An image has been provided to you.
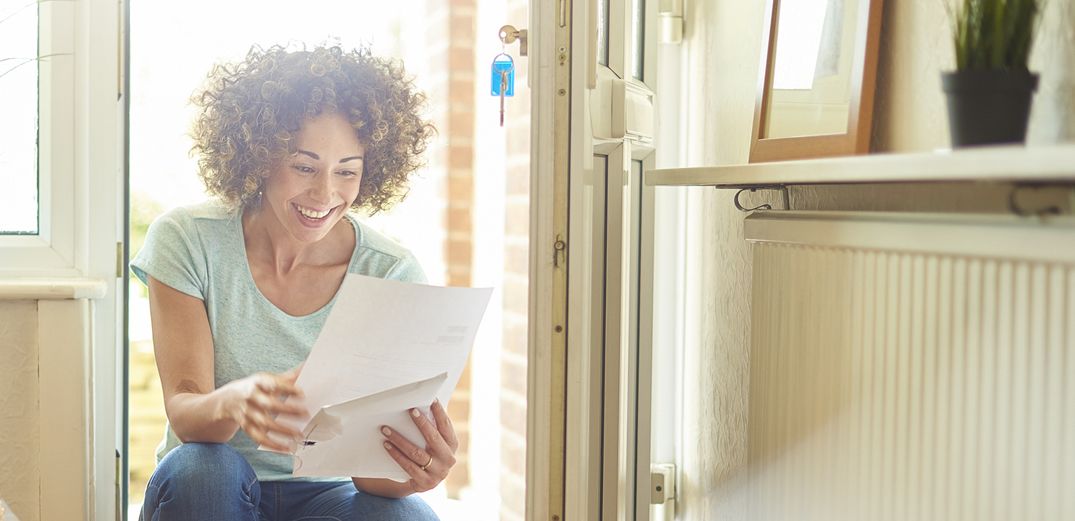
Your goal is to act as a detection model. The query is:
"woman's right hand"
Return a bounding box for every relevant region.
[218,367,309,452]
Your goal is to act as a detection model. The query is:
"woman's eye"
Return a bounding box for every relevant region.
[337,170,359,178]
[292,165,316,174]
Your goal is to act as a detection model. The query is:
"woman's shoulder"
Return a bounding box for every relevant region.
[346,216,426,283]
[348,217,415,262]
[149,200,237,235]
[159,199,235,222]
[132,200,236,295]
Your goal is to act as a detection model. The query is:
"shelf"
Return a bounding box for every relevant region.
[0,278,108,300]
[646,143,1075,188]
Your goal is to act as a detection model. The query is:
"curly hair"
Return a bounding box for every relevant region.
[190,44,435,213]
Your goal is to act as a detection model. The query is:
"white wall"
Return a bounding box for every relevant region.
[0,298,94,521]
[676,1,1075,519]
[0,302,40,520]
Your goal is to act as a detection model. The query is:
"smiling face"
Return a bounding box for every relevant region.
[260,112,365,245]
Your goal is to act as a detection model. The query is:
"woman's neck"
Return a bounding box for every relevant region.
[241,204,335,275]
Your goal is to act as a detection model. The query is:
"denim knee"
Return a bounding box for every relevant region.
[152,443,257,492]
[391,495,440,520]
[356,493,440,521]
[142,443,260,521]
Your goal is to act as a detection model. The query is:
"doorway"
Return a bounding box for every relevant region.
[127,2,531,519]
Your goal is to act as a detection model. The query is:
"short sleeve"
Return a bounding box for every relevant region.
[130,208,207,299]
[385,252,428,284]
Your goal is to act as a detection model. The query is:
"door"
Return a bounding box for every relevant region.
[527,0,657,519]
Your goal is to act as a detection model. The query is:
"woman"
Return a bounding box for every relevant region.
[132,44,450,520]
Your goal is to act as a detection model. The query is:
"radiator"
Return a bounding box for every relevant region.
[746,211,1075,521]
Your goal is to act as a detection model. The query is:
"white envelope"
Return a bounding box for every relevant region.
[257,274,492,479]
[292,372,448,481]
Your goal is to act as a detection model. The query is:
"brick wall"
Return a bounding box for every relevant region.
[499,1,530,519]
[423,0,478,498]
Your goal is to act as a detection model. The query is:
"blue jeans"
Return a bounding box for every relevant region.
[140,443,439,521]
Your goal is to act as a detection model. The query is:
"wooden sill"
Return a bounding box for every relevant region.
[647,143,1075,188]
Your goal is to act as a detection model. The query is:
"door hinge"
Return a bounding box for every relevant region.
[650,463,676,504]
[116,449,123,521]
[115,242,124,278]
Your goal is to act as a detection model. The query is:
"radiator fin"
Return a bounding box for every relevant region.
[749,244,1075,521]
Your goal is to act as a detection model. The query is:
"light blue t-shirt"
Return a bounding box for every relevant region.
[130,200,426,481]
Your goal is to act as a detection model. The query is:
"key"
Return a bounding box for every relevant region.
[500,70,508,127]
[491,53,515,127]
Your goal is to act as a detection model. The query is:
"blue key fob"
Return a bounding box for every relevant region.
[491,54,515,97]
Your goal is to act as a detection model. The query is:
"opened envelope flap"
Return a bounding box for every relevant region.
[311,372,447,426]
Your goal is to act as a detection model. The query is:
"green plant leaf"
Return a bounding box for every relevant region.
[947,0,1042,70]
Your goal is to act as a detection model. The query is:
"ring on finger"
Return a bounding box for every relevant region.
[419,454,433,471]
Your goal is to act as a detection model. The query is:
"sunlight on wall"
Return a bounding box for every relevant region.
[131,0,407,210]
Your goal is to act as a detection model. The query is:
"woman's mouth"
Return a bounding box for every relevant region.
[292,203,338,227]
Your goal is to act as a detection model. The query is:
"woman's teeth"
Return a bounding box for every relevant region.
[297,205,332,219]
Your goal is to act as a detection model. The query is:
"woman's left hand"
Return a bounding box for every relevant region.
[380,399,459,492]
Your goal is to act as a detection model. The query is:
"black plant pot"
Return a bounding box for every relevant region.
[941,69,1039,147]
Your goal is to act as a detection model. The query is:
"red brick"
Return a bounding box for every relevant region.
[447,206,472,230]
[448,47,475,68]
[448,92,473,114]
[448,113,475,138]
[447,178,472,203]
[447,145,473,170]
[447,237,471,257]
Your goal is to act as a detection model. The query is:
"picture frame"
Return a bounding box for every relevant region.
[750,0,884,163]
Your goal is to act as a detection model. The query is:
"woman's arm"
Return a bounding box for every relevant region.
[148,276,306,451]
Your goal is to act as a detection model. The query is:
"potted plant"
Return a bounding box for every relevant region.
[943,0,1044,147]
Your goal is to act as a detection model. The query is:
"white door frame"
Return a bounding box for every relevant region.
[527,0,658,519]
[526,0,571,519]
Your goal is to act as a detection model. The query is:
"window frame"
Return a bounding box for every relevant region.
[0,0,79,276]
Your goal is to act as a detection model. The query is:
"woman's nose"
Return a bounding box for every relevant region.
[308,174,333,203]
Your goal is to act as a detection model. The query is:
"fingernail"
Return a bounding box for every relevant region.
[381,426,392,436]
[384,442,392,450]
[411,408,420,417]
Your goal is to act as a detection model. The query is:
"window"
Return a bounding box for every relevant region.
[0,1,40,235]
[0,0,80,277]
